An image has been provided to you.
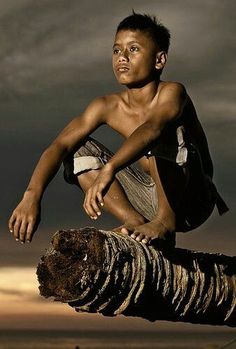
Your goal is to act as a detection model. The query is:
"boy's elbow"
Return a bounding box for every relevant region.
[46,140,68,158]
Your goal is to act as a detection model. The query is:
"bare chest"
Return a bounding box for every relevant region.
[107,109,148,138]
[106,109,151,173]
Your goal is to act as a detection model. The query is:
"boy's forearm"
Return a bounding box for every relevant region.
[109,122,160,172]
[107,91,185,173]
[24,143,67,201]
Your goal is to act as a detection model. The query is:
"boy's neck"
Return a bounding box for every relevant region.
[126,79,160,109]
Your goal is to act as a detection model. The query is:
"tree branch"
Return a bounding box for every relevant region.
[37,227,236,327]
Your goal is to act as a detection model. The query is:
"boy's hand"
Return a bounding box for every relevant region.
[8,195,41,243]
[83,163,115,219]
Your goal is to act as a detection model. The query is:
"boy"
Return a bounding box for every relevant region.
[9,12,228,246]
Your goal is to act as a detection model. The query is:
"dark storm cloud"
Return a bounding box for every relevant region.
[1,0,235,266]
[0,0,235,139]
[0,1,235,100]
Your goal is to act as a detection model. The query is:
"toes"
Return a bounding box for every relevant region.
[141,237,150,244]
[130,232,139,239]
[135,234,145,242]
[121,227,129,235]
[112,226,131,234]
[130,232,147,242]
[133,233,151,244]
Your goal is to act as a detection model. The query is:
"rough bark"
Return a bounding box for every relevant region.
[37,227,236,327]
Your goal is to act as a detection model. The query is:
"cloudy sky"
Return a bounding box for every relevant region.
[0,0,235,331]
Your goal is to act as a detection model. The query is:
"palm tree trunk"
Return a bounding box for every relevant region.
[37,227,236,327]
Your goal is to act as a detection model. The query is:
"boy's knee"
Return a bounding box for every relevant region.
[77,167,102,193]
[74,156,103,175]
[63,137,112,185]
[64,155,103,185]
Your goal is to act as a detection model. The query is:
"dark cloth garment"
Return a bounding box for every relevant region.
[63,124,228,233]
[146,119,229,232]
[63,137,158,222]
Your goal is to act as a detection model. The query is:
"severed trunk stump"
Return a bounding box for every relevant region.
[37,227,236,327]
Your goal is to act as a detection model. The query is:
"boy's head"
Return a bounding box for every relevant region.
[113,12,170,87]
[116,11,171,53]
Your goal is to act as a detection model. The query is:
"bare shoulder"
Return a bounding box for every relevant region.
[158,81,187,101]
[84,95,108,117]
[154,81,187,121]
[88,92,122,115]
[102,91,125,107]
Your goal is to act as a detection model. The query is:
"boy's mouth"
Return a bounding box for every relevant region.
[117,65,129,73]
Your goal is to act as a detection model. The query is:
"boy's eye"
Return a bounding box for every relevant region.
[113,48,120,54]
[130,46,139,52]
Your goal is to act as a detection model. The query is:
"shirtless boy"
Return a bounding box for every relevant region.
[9,13,228,245]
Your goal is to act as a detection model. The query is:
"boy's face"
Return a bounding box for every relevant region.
[112,29,159,87]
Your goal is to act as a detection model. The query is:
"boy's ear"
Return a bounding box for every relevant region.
[155,51,167,70]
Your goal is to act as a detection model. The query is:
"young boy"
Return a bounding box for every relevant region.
[9,12,228,246]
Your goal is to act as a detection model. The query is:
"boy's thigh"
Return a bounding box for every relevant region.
[177,164,217,232]
[116,167,157,222]
[178,172,216,231]
[152,152,217,232]
[63,137,158,221]
[63,137,112,185]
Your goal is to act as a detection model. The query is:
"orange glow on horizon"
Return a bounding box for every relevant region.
[0,267,234,332]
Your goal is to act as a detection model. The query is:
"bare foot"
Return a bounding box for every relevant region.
[116,215,176,246]
[112,223,135,235]
[136,218,174,242]
[112,217,146,236]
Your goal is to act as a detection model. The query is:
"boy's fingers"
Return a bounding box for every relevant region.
[8,216,15,233]
[26,223,34,242]
[8,214,16,233]
[97,192,104,206]
[83,193,89,215]
[88,199,97,218]
[91,193,101,215]
[84,190,97,218]
[84,185,103,219]
[90,199,100,218]
[19,220,27,243]
[19,232,26,243]
[13,219,21,241]
[19,219,27,232]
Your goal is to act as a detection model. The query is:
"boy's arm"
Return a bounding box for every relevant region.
[9,97,106,243]
[84,83,187,217]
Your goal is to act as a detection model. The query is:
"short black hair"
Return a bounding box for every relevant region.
[116,11,171,53]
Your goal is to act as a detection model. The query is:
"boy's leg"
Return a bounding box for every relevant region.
[127,156,187,243]
[78,169,146,228]
[63,137,158,242]
[130,146,217,243]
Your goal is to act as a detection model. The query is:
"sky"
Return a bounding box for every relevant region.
[0,0,235,332]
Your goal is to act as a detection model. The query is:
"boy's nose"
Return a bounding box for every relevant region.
[118,50,129,62]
